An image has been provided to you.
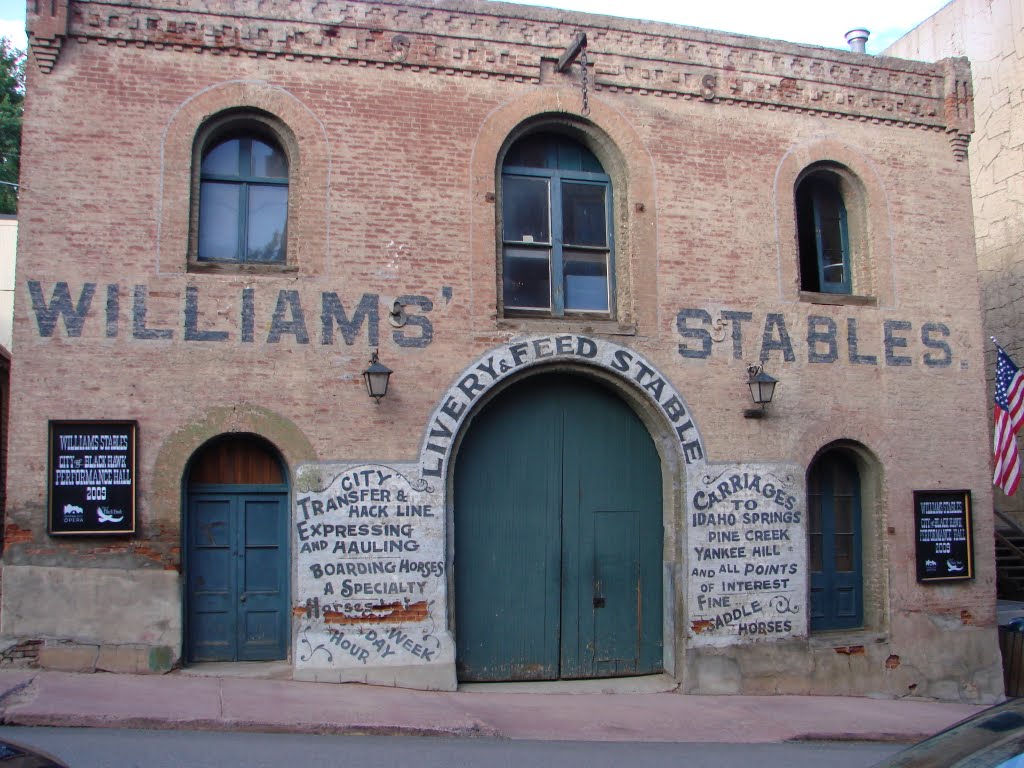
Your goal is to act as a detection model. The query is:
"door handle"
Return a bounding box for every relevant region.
[593,596,606,608]
[240,594,247,603]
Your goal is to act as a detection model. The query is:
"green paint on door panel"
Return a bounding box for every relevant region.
[455,373,663,681]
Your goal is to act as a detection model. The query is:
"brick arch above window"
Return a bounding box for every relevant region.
[774,140,895,308]
[468,88,657,335]
[157,81,330,277]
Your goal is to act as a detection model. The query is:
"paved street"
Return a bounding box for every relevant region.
[0,728,906,768]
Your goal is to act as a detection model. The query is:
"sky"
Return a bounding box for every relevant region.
[0,0,952,54]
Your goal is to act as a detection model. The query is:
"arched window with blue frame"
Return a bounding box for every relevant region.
[501,132,614,317]
[796,169,851,295]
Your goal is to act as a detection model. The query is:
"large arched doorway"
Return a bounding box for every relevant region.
[454,372,663,681]
[184,434,290,663]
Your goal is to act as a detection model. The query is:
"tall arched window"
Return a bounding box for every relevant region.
[796,170,851,294]
[808,449,863,631]
[189,111,294,268]
[501,133,613,317]
[198,133,289,263]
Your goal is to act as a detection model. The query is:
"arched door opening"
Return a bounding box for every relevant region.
[808,448,863,631]
[184,434,290,663]
[454,372,663,681]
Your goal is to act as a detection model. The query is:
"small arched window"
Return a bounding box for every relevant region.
[796,170,850,294]
[501,133,613,317]
[808,450,863,631]
[194,116,291,265]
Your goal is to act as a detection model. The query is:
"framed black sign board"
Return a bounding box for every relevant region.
[48,420,137,536]
[914,490,973,582]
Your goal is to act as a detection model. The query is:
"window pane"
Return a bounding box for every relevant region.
[564,249,609,312]
[835,533,854,571]
[202,139,241,176]
[251,140,288,179]
[503,133,603,172]
[247,185,288,262]
[835,497,854,534]
[503,246,551,310]
[808,494,822,533]
[562,182,607,247]
[198,181,241,261]
[832,460,856,494]
[810,533,823,572]
[503,176,550,244]
[815,184,847,288]
[820,230,843,265]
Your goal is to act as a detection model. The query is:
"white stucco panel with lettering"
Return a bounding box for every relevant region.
[685,463,807,647]
[292,462,455,689]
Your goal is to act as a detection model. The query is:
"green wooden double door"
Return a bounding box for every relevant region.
[455,373,663,681]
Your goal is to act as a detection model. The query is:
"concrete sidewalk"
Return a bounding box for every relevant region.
[0,668,990,743]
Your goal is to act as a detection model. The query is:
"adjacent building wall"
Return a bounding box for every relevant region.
[0,216,17,353]
[886,0,1024,518]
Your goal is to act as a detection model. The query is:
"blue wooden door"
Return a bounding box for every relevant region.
[454,373,662,681]
[187,486,289,662]
[808,452,863,630]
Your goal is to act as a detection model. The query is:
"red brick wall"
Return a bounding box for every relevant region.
[5,0,998,697]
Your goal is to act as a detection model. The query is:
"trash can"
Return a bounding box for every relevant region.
[999,622,1024,697]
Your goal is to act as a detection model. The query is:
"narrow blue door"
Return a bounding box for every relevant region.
[187,487,289,662]
[808,451,863,631]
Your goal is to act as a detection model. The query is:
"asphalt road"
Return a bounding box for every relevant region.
[0,726,906,768]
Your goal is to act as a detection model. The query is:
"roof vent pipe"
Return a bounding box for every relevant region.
[845,28,870,53]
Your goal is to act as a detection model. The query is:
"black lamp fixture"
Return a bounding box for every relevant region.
[744,364,778,419]
[362,349,393,404]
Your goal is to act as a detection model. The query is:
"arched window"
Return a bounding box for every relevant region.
[501,133,613,317]
[189,111,294,268]
[198,134,288,263]
[796,170,850,294]
[808,449,863,631]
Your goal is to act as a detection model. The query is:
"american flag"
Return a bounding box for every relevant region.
[994,346,1024,496]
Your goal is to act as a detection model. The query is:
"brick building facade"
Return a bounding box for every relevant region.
[2,0,1004,700]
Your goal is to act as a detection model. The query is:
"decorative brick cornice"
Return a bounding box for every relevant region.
[51,0,971,140]
[942,57,974,161]
[27,0,70,73]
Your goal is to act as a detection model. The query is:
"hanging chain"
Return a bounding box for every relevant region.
[579,45,590,116]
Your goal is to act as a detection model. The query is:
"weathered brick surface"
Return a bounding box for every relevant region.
[4,0,1001,700]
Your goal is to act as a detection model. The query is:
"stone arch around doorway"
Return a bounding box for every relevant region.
[804,438,889,637]
[417,336,706,681]
[151,403,316,532]
[417,336,706,485]
[150,405,315,665]
[182,432,293,663]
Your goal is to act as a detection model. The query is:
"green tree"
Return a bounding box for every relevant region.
[0,39,24,215]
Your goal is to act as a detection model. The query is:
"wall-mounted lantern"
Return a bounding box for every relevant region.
[363,350,393,404]
[744,364,778,419]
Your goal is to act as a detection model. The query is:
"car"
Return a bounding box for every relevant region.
[873,696,1024,768]
[0,739,69,767]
